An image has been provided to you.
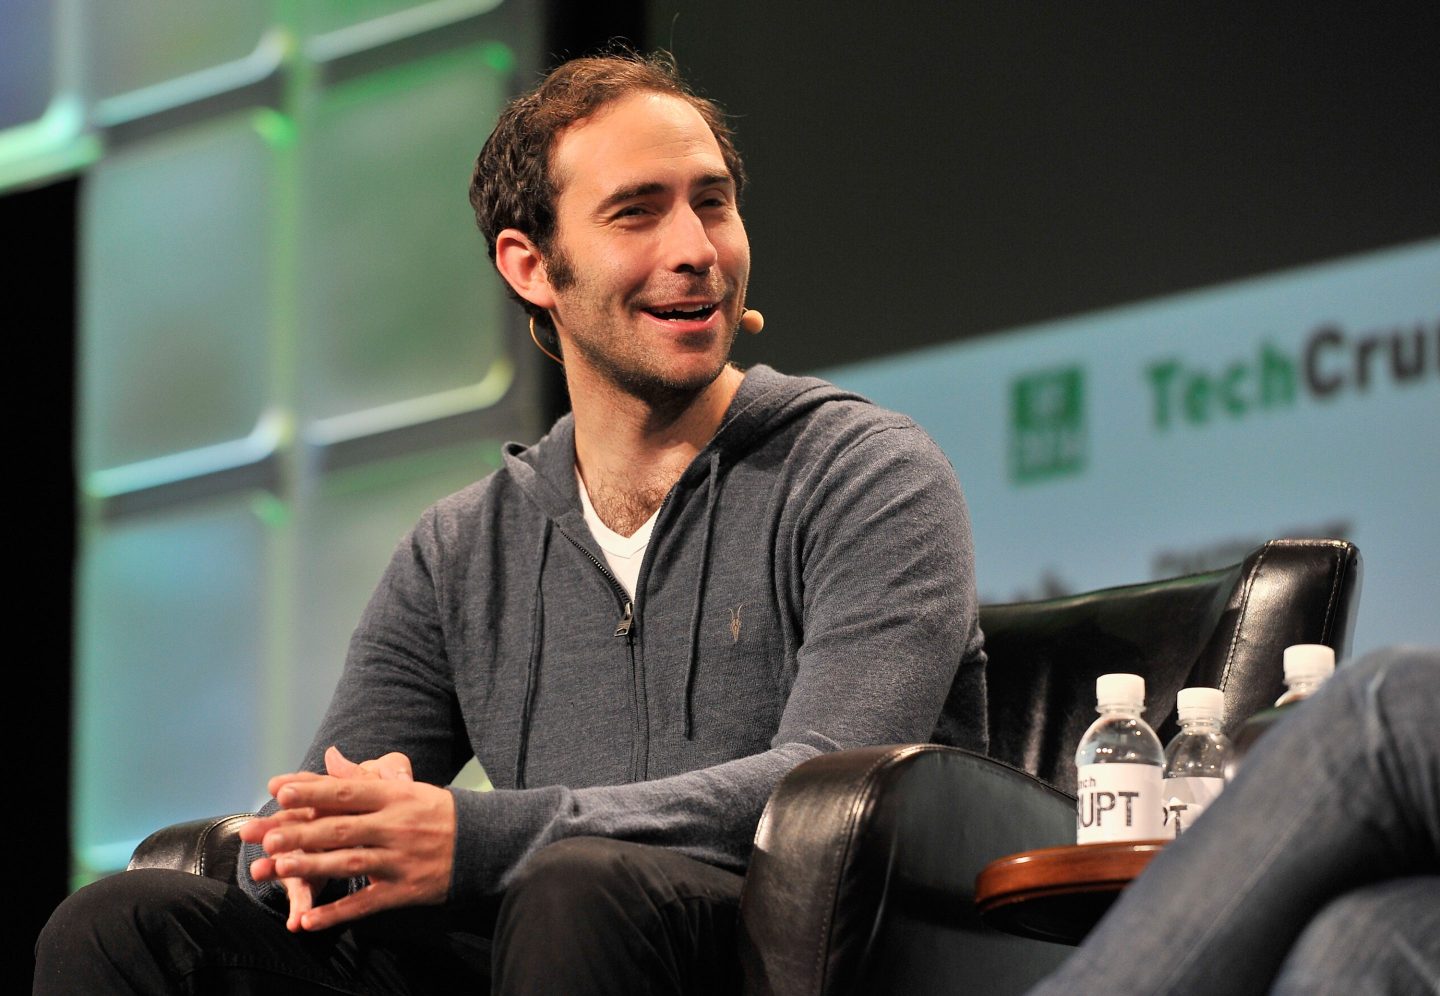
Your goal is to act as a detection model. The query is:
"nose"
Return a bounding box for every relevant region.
[663,205,718,274]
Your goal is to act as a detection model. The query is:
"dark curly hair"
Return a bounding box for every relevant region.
[469,51,746,330]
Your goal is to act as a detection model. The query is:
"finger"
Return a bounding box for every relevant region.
[266,769,326,797]
[297,882,400,933]
[275,776,399,813]
[249,855,279,882]
[238,807,319,843]
[261,810,383,857]
[274,846,382,882]
[283,876,315,933]
[324,746,414,783]
[363,752,414,781]
[325,745,368,779]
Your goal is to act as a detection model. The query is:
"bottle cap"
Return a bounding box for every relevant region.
[1096,673,1145,708]
[1283,644,1335,684]
[1176,686,1224,722]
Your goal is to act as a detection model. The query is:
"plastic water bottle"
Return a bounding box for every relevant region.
[1226,644,1339,782]
[1162,687,1231,838]
[1275,644,1335,706]
[1075,673,1164,843]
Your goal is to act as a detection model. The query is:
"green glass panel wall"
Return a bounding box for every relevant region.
[296,0,504,40]
[285,442,504,765]
[298,48,508,418]
[55,2,543,881]
[74,499,269,877]
[80,115,276,471]
[81,1,272,100]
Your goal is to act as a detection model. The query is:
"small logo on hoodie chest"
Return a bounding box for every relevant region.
[729,604,743,643]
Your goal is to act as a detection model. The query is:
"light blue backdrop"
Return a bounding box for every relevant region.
[818,238,1440,659]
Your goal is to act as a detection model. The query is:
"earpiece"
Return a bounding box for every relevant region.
[529,316,564,365]
[740,308,765,334]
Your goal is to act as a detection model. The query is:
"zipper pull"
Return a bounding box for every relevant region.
[614,601,634,638]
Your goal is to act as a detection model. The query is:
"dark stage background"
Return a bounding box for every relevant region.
[648,1,1439,373]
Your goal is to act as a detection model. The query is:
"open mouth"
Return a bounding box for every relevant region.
[644,302,719,322]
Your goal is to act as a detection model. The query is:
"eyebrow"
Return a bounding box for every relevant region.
[595,172,735,214]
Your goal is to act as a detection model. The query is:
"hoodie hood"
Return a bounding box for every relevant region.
[499,364,870,515]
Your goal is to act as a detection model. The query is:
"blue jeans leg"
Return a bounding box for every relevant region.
[1270,875,1440,996]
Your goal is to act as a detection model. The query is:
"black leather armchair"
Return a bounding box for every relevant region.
[735,538,1361,996]
[129,539,1361,994]
[127,812,253,880]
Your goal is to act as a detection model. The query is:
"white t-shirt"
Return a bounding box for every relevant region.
[576,470,657,600]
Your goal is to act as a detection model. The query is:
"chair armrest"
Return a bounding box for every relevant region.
[739,745,1075,996]
[127,813,255,883]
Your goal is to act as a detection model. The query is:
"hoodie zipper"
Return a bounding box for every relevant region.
[558,483,681,780]
[565,537,635,641]
[559,532,646,779]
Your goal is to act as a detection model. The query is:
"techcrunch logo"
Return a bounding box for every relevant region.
[1010,365,1086,483]
[1147,319,1438,430]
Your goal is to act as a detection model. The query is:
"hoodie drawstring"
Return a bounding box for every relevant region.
[682,450,722,739]
[515,519,551,788]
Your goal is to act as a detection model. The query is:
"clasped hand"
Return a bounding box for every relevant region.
[239,746,456,932]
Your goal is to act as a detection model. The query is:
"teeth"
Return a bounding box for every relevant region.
[653,303,715,319]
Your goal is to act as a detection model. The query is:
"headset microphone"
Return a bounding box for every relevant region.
[740,308,765,334]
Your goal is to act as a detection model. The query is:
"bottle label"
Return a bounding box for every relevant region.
[1076,763,1163,843]
[1162,776,1224,838]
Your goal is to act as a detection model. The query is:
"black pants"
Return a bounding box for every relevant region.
[34,837,745,995]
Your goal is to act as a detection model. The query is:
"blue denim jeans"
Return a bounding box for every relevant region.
[1028,646,1440,995]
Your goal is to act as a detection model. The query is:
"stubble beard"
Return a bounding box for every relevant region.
[572,320,738,418]
[545,243,740,413]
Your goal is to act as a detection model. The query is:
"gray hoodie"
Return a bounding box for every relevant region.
[240,365,986,909]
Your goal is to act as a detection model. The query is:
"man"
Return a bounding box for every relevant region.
[36,52,984,994]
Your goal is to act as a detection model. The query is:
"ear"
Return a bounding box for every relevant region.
[494,228,558,312]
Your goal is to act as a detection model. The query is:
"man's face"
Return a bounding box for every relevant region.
[542,92,751,400]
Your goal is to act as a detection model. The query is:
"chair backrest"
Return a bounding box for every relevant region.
[962,538,1361,796]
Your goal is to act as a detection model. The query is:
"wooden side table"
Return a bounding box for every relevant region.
[974,840,1168,945]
